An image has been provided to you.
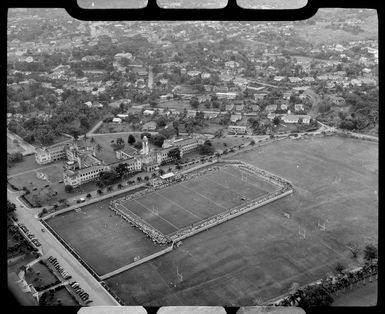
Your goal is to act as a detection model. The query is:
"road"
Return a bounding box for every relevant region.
[7,188,119,306]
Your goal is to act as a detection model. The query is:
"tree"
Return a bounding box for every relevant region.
[134,141,142,149]
[97,189,103,195]
[273,116,280,126]
[117,183,123,189]
[137,176,142,183]
[144,176,149,181]
[151,134,166,147]
[86,193,92,199]
[189,97,199,109]
[297,285,334,308]
[167,147,181,161]
[128,134,136,145]
[90,137,95,143]
[364,244,378,261]
[64,185,74,193]
[95,143,102,152]
[116,137,124,145]
[7,200,16,216]
[158,169,165,176]
[335,262,345,274]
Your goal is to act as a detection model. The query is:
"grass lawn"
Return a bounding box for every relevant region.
[8,252,37,274]
[9,160,99,207]
[106,136,377,306]
[45,286,79,306]
[24,262,59,289]
[46,194,163,276]
[7,135,26,154]
[96,123,135,134]
[119,165,277,235]
[7,155,39,176]
[157,100,191,111]
[211,136,251,151]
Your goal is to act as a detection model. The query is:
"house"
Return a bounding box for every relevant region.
[288,77,302,83]
[228,125,247,134]
[251,104,260,112]
[280,104,288,110]
[112,117,122,124]
[283,91,292,100]
[142,121,157,131]
[201,72,211,79]
[143,109,155,116]
[84,101,93,108]
[114,52,133,61]
[216,92,237,100]
[303,77,315,83]
[204,112,218,120]
[294,104,304,112]
[225,60,240,68]
[254,93,267,101]
[273,76,286,82]
[301,115,311,124]
[267,113,276,120]
[225,104,234,111]
[117,114,129,119]
[328,95,346,106]
[230,114,242,123]
[265,104,277,112]
[235,104,244,112]
[281,114,299,124]
[187,70,201,77]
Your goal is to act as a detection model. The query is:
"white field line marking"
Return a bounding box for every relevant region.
[155,191,203,220]
[131,199,179,230]
[179,182,228,211]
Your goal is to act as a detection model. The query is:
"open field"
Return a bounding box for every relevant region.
[106,136,377,305]
[45,286,79,306]
[7,135,26,155]
[46,194,162,276]
[118,165,277,235]
[7,155,40,176]
[8,161,70,207]
[24,262,58,289]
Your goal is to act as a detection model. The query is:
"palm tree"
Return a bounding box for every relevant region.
[159,169,165,176]
[96,143,102,153]
[137,177,142,183]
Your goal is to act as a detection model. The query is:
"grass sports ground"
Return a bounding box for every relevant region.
[103,136,377,305]
[117,166,277,235]
[46,165,277,276]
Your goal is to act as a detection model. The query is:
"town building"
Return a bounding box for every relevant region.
[228,125,247,134]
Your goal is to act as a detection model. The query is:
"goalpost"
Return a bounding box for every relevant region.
[299,226,306,239]
[152,205,159,216]
[176,266,183,282]
[318,220,326,231]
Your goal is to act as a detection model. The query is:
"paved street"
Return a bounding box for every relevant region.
[7,188,119,306]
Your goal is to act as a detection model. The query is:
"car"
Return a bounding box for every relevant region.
[35,242,41,247]
[65,275,72,280]
[85,300,93,305]
[81,296,88,301]
[70,282,77,287]
[72,283,79,288]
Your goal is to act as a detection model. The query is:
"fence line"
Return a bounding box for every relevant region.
[100,245,174,280]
